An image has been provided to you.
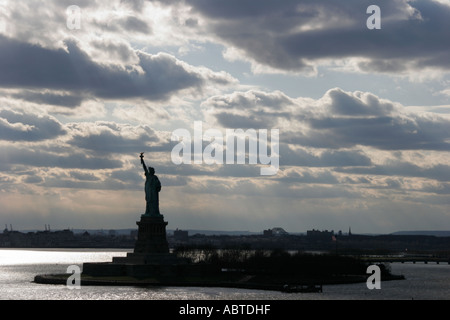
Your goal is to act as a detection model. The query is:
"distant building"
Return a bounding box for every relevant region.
[307,229,334,239]
[263,229,273,237]
[271,227,288,236]
[174,228,189,241]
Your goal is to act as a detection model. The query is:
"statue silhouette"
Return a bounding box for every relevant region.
[140,153,161,216]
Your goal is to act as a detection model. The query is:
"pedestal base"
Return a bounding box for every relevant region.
[133,214,169,254]
[82,213,190,279]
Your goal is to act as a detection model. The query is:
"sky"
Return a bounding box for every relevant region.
[0,0,449,234]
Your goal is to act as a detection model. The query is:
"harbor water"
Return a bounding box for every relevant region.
[0,248,449,300]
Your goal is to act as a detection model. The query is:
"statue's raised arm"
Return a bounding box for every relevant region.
[140,152,148,175]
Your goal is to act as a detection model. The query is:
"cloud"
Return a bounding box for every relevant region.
[89,38,140,65]
[336,162,450,182]
[159,0,450,75]
[69,171,100,182]
[120,15,152,34]
[120,0,146,12]
[326,89,395,116]
[0,145,122,170]
[3,0,449,79]
[11,90,84,108]
[298,90,450,150]
[67,121,171,155]
[276,168,339,185]
[203,90,298,128]
[0,35,237,102]
[0,108,66,141]
[280,145,373,167]
[207,88,450,151]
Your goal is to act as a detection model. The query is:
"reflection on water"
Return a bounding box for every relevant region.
[0,248,129,265]
[0,249,449,300]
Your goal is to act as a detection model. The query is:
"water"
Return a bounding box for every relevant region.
[0,248,449,300]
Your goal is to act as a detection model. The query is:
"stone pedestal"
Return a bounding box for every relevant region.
[134,214,169,254]
[111,214,180,266]
[83,213,189,279]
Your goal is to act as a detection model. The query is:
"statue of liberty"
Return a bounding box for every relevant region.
[140,153,161,216]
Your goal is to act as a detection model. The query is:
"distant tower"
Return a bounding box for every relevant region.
[348,227,352,236]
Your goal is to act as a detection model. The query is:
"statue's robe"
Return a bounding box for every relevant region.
[145,173,161,216]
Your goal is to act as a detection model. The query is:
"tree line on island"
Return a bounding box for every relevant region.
[173,245,397,284]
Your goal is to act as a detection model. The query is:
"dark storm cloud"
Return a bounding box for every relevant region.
[421,183,450,195]
[214,112,278,129]
[271,183,357,200]
[276,169,339,185]
[0,108,66,141]
[155,163,262,178]
[11,90,84,108]
[120,0,146,12]
[280,145,372,167]
[327,89,395,116]
[208,88,450,152]
[0,35,234,101]
[23,175,44,184]
[91,15,152,35]
[121,16,152,34]
[69,130,152,154]
[161,0,450,73]
[205,90,295,110]
[89,40,139,63]
[69,171,100,181]
[67,122,172,155]
[204,90,295,128]
[296,108,450,151]
[0,146,122,170]
[42,176,129,191]
[336,162,450,182]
